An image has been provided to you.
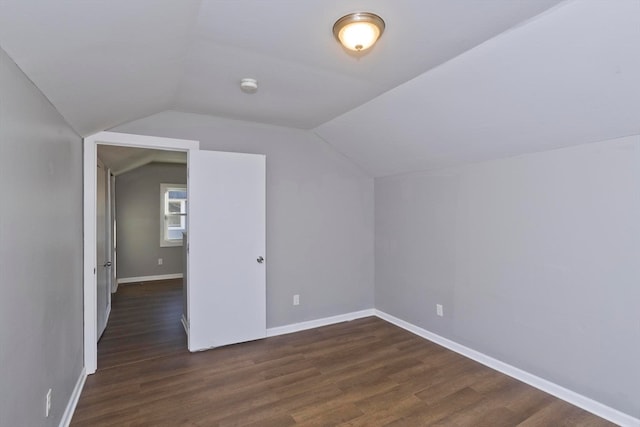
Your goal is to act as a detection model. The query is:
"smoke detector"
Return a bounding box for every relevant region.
[240,78,258,94]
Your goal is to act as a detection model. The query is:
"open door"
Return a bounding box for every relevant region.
[187,150,266,351]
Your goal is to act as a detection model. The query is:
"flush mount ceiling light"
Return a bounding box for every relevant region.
[333,12,385,52]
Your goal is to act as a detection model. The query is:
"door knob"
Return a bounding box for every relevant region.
[256,256,264,264]
[104,261,112,267]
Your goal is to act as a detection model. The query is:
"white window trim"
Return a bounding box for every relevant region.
[160,183,187,247]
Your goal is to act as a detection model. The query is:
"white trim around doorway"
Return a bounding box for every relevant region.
[83,131,199,374]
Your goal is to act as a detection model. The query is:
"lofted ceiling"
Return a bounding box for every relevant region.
[0,0,562,137]
[315,0,640,176]
[1,0,638,177]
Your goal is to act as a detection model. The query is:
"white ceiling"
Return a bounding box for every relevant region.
[1,0,638,177]
[315,0,640,176]
[97,145,186,176]
[0,0,562,137]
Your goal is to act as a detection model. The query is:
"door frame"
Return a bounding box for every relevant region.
[96,157,111,339]
[83,131,199,374]
[109,172,117,293]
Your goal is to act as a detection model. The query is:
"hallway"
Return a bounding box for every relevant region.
[97,279,187,370]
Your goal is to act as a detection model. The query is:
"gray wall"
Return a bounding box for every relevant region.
[115,162,187,279]
[0,48,84,426]
[113,111,375,328]
[375,135,640,418]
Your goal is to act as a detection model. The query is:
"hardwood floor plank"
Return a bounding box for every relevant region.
[296,403,365,426]
[517,399,614,427]
[71,280,615,426]
[346,395,425,427]
[386,387,485,426]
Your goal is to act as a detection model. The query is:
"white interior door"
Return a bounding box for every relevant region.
[187,150,266,351]
[96,160,111,339]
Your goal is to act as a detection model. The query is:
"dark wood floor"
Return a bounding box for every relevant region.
[97,279,186,370]
[72,280,614,426]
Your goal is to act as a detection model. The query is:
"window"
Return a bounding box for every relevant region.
[160,183,187,247]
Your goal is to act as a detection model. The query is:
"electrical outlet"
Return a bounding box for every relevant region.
[436,304,444,317]
[158,258,163,265]
[45,388,51,418]
[293,294,300,306]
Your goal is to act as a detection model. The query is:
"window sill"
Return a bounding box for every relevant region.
[160,241,184,248]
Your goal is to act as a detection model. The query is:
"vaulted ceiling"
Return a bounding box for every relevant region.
[1,0,638,177]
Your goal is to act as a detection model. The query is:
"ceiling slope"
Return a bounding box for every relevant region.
[0,0,202,136]
[315,0,640,177]
[0,0,562,136]
[171,0,563,129]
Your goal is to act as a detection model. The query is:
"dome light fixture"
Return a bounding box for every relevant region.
[333,12,385,52]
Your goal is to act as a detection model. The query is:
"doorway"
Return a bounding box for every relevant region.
[83,131,267,374]
[84,132,196,374]
[95,144,189,369]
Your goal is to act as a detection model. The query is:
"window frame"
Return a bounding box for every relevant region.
[160,183,187,247]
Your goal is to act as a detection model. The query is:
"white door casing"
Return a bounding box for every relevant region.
[84,132,199,374]
[187,150,266,351]
[96,159,110,339]
[109,173,117,293]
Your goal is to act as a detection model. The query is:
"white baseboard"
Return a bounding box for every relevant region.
[181,314,189,335]
[266,309,375,337]
[374,310,639,427]
[58,367,86,427]
[117,273,183,284]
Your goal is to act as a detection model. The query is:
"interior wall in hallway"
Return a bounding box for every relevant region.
[115,162,187,280]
